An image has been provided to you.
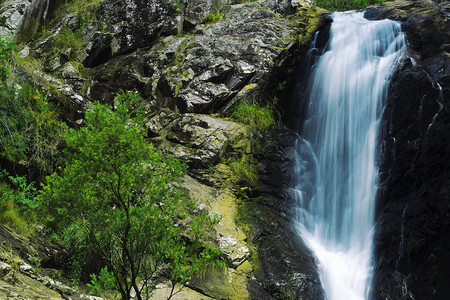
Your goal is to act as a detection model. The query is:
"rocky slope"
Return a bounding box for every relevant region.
[1,0,328,299]
[365,1,450,299]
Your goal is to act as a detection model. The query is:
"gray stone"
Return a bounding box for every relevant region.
[0,0,31,37]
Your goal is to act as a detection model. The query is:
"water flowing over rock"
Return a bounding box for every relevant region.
[289,11,406,300]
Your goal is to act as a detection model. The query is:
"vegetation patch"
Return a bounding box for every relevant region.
[37,90,225,299]
[66,0,104,14]
[0,171,37,234]
[228,158,259,188]
[0,37,66,174]
[231,101,276,132]
[54,26,87,56]
[314,0,387,11]
[203,10,224,24]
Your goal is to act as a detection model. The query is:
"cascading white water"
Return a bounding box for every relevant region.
[293,11,406,300]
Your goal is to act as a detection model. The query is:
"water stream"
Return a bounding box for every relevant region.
[292,11,406,300]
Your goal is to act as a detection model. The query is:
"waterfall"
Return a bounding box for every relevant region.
[293,11,406,300]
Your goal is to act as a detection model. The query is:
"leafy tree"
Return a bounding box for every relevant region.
[38,91,224,300]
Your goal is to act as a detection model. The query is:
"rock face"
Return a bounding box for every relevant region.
[365,1,450,299]
[15,0,66,43]
[2,0,330,298]
[0,225,100,299]
[0,0,31,38]
[244,129,324,299]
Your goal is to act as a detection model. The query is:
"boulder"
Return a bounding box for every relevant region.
[83,0,182,67]
[154,113,249,168]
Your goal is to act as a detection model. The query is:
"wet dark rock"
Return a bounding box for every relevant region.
[240,128,325,300]
[371,1,450,299]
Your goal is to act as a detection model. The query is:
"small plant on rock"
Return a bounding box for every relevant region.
[203,10,224,24]
[314,0,386,11]
[231,101,276,132]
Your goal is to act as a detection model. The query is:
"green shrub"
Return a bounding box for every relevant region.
[0,36,15,83]
[0,170,37,233]
[0,82,34,163]
[0,36,66,173]
[231,101,276,132]
[0,170,37,211]
[87,267,116,296]
[314,0,386,11]
[0,81,66,173]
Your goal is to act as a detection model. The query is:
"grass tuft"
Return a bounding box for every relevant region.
[231,101,276,132]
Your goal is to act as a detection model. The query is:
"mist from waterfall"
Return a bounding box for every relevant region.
[293,11,406,300]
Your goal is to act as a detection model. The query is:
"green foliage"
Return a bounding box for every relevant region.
[0,37,66,174]
[0,170,37,211]
[171,0,183,10]
[87,266,116,296]
[203,10,224,24]
[30,256,42,268]
[0,170,37,233]
[277,81,287,92]
[27,89,67,175]
[0,36,15,83]
[314,0,386,11]
[0,82,66,173]
[231,101,276,132]
[53,26,88,58]
[38,90,224,300]
[66,0,104,14]
[0,84,31,163]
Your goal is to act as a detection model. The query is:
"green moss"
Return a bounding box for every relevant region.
[289,2,327,47]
